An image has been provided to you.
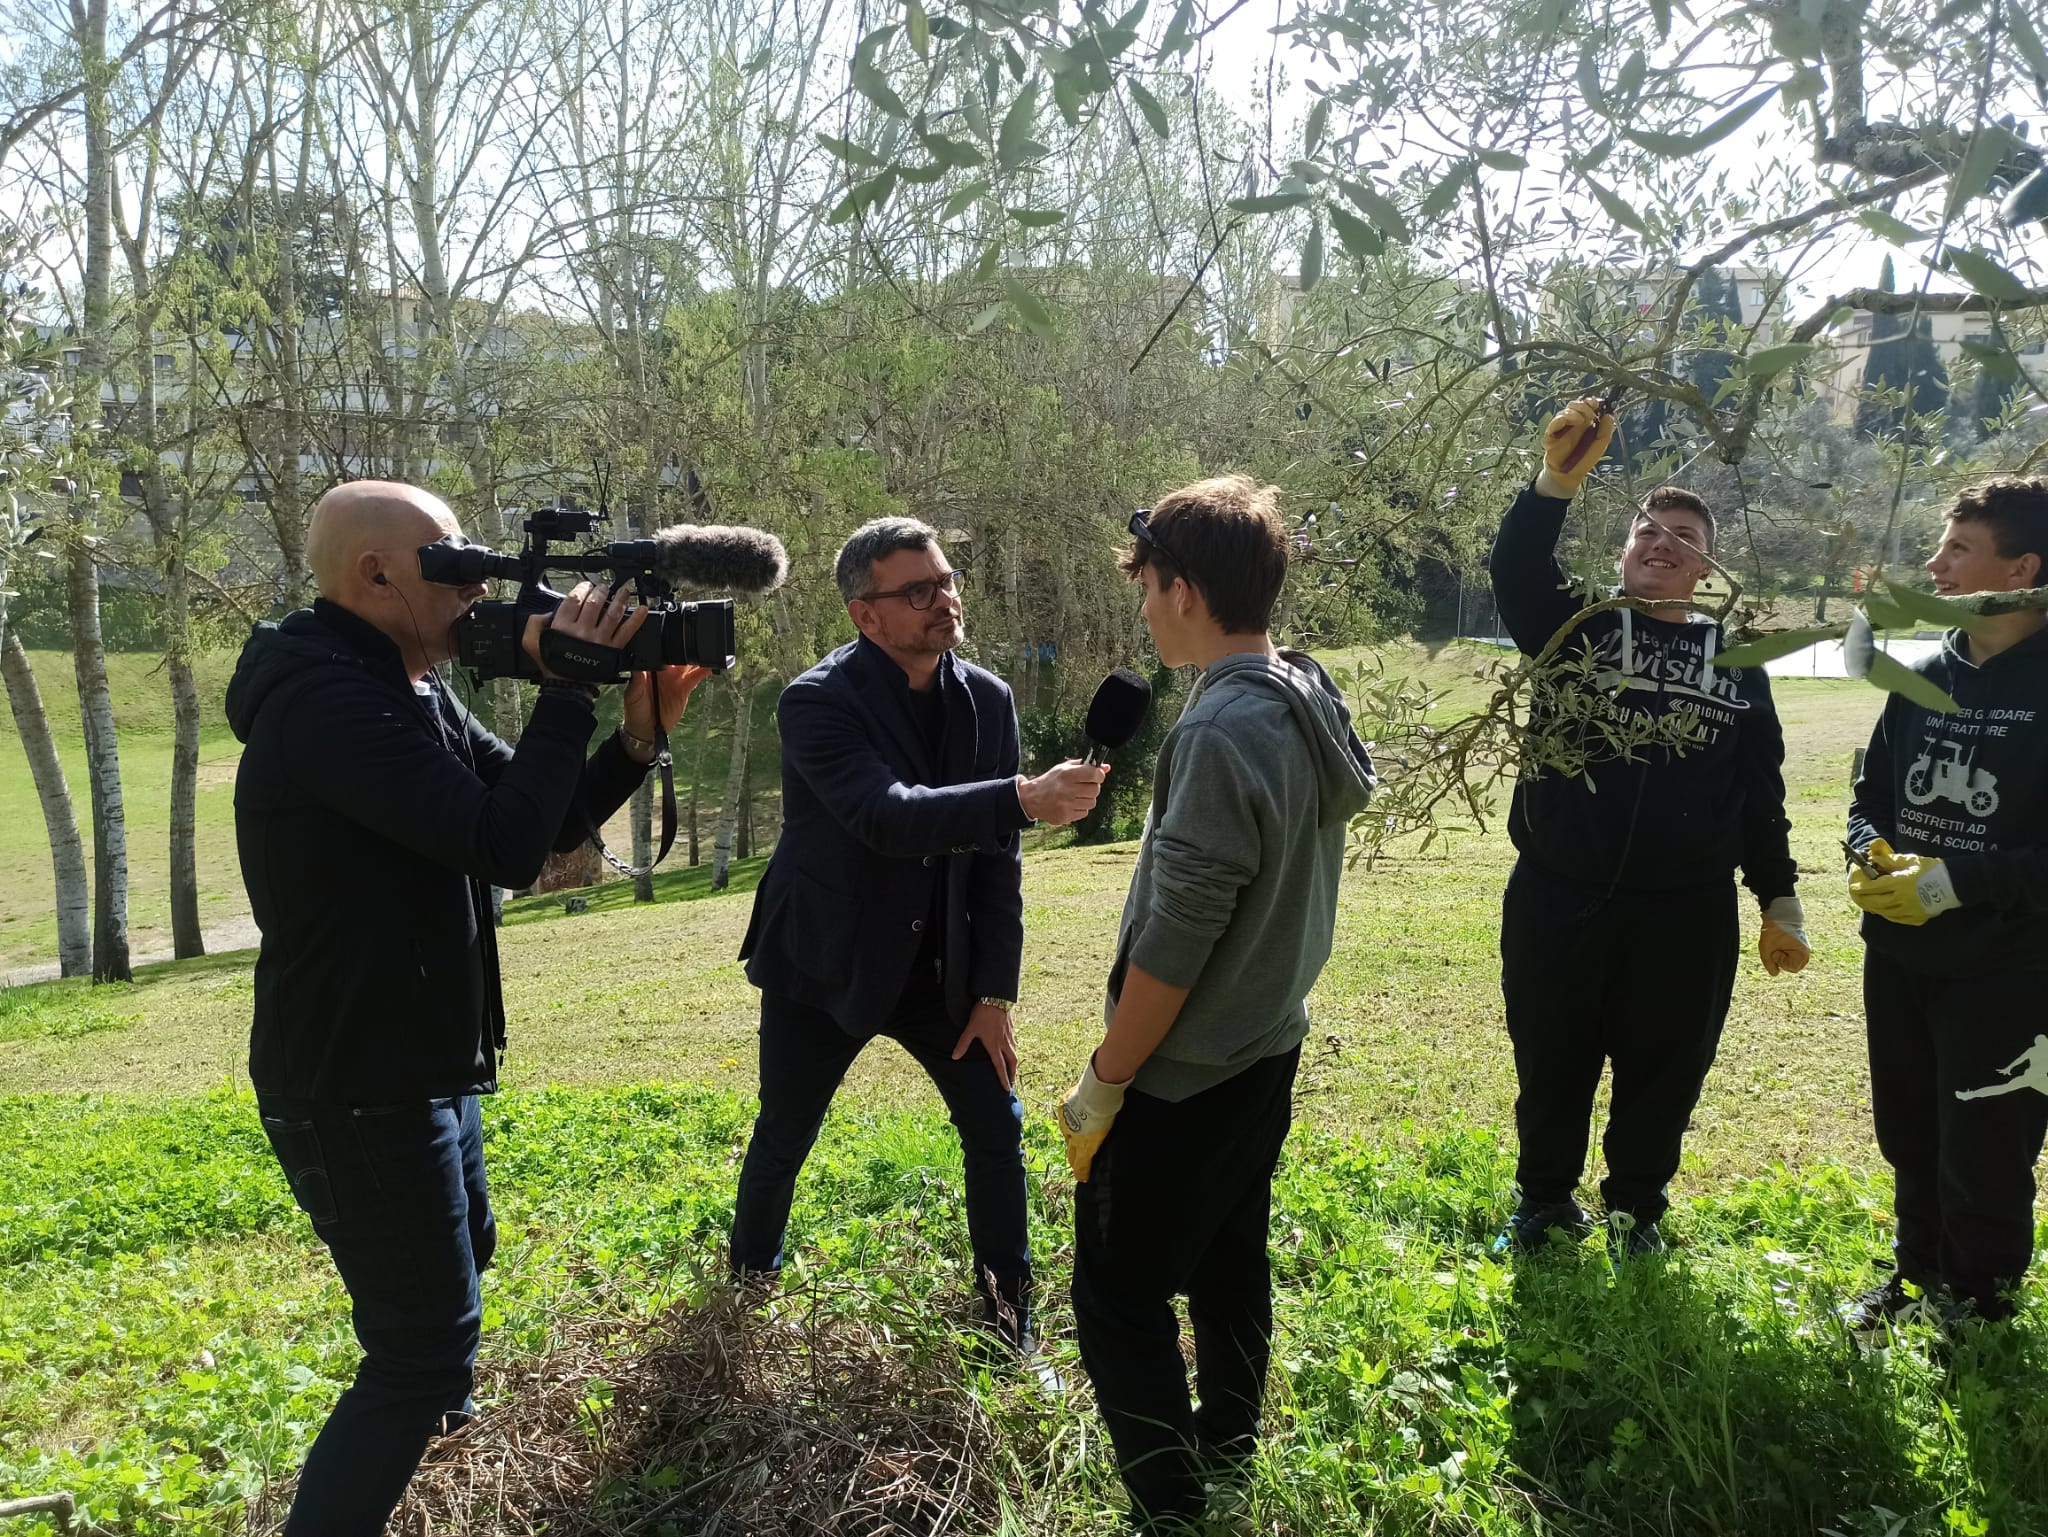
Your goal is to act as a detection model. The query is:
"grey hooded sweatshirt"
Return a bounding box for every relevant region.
[1107,648,1377,1101]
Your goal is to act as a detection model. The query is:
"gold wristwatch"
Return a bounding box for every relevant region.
[976,996,1016,1012]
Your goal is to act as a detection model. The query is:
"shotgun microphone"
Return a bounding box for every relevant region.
[631,523,789,594]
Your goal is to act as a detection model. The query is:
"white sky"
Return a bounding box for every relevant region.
[3,0,2042,328]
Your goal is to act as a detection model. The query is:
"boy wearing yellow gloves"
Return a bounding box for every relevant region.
[1844,478,2048,1331]
[1490,398,1806,1258]
[1057,477,1375,1531]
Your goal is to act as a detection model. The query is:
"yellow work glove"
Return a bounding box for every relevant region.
[1059,1056,1130,1182]
[1759,895,1809,976]
[1849,839,1962,927]
[1535,397,1618,499]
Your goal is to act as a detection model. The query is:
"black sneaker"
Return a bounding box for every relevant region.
[1200,1475,1257,1535]
[1493,1199,1593,1255]
[1606,1212,1667,1258]
[963,1320,1065,1396]
[1196,1431,1259,1490]
[1020,1340,1066,1398]
[1839,1274,1939,1340]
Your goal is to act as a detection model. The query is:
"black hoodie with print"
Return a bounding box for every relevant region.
[1848,625,2048,977]
[1488,484,1797,905]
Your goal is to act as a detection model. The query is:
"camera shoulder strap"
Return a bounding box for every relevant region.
[579,720,677,880]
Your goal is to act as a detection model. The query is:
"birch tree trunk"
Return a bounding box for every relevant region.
[165,559,203,957]
[630,775,655,901]
[65,0,130,982]
[261,75,316,609]
[63,532,130,981]
[2,633,91,976]
[688,706,709,866]
[1004,523,1027,701]
[490,676,521,919]
[710,680,754,891]
[129,326,205,958]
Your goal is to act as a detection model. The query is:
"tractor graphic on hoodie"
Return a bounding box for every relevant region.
[1904,736,2001,818]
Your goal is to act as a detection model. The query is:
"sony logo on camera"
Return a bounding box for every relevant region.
[538,628,623,683]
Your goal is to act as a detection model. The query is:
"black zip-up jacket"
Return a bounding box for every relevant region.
[1489,484,1797,904]
[1848,625,2048,977]
[225,600,647,1102]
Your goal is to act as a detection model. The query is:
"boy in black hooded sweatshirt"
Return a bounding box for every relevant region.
[1845,477,2048,1331]
[1489,398,1806,1258]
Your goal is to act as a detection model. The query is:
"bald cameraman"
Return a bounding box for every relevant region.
[226,480,709,1534]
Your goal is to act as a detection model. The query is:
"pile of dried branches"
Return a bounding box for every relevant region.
[245,1279,1026,1537]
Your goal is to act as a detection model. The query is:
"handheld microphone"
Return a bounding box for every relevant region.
[1083,668,1153,764]
[611,524,789,594]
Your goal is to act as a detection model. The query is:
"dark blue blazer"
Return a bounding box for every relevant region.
[740,635,1028,1033]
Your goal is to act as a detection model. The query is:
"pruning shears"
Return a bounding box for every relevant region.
[1558,387,1629,476]
[1842,839,1882,878]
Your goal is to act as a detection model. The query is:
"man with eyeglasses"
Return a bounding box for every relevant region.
[731,516,1106,1367]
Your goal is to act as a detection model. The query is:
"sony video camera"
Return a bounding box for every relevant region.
[418,507,787,684]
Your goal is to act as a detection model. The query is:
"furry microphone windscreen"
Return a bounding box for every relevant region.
[648,524,790,594]
[1084,668,1153,751]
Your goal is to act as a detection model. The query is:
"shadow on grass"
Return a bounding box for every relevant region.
[133,947,260,980]
[1501,1244,1968,1536]
[0,950,257,1041]
[501,856,768,928]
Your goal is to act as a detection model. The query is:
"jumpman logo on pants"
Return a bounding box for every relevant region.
[1956,1034,2048,1102]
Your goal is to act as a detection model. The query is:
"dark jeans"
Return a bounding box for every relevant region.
[730,986,1032,1329]
[1500,859,1739,1223]
[258,1092,495,1536]
[1866,950,2048,1319]
[1072,1046,1299,1532]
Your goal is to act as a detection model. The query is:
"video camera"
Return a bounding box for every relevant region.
[418,506,788,684]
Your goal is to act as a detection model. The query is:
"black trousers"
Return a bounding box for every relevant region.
[1072,1046,1300,1531]
[1866,949,2048,1319]
[729,983,1032,1329]
[257,1094,493,1536]
[1500,859,1739,1223]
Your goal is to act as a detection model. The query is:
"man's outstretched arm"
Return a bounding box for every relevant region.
[779,680,1104,855]
[1488,398,1617,655]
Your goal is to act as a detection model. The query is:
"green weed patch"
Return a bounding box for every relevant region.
[0,1089,2041,1535]
[0,987,143,1045]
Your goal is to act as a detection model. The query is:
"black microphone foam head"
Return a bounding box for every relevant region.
[1085,668,1153,750]
[649,523,790,594]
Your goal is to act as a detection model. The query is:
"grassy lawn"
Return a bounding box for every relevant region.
[0,656,1893,1189]
[0,649,750,972]
[0,650,248,971]
[5,644,2044,1534]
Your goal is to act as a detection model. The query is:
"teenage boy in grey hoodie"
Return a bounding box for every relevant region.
[1059,475,1377,1531]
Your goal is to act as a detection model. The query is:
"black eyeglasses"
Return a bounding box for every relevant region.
[1129,508,1184,569]
[864,569,966,611]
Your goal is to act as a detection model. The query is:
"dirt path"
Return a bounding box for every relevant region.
[3,916,262,987]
